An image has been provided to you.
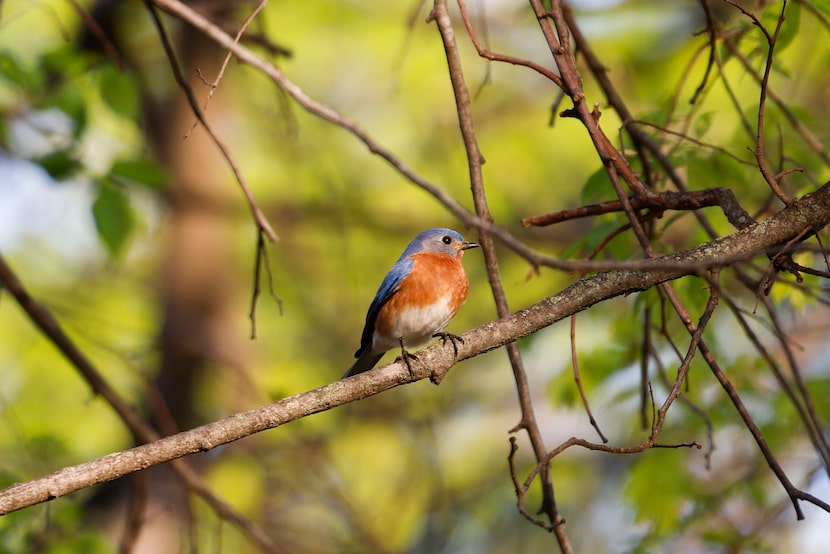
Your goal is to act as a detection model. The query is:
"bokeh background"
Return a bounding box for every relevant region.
[1,0,829,552]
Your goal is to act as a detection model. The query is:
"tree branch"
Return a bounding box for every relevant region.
[143,0,277,242]
[0,254,281,550]
[431,1,569,548]
[3,181,830,516]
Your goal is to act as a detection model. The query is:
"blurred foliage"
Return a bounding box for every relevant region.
[1,0,830,553]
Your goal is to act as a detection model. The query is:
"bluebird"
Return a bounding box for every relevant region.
[343,228,479,378]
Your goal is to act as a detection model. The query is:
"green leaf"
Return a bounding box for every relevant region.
[40,44,92,76]
[693,112,713,138]
[92,180,135,257]
[762,1,800,53]
[110,158,168,189]
[52,84,88,139]
[560,218,623,260]
[34,150,79,180]
[98,65,139,119]
[581,166,612,204]
[625,450,688,533]
[815,0,830,19]
[0,50,37,91]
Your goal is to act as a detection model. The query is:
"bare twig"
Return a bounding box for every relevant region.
[429,2,568,548]
[759,296,830,476]
[648,344,716,468]
[143,1,278,242]
[652,270,721,440]
[68,0,126,70]
[720,3,830,167]
[4,183,830,516]
[456,0,564,87]
[701,336,827,519]
[249,229,282,339]
[522,187,754,231]
[141,0,810,278]
[663,265,823,520]
[184,0,268,138]
[724,0,792,204]
[570,315,607,443]
[690,0,719,105]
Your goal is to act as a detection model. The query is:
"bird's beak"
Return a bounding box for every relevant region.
[461,241,479,250]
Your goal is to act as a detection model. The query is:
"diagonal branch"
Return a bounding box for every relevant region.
[144,0,792,278]
[3,181,830,516]
[143,1,277,243]
[0,255,280,551]
[516,271,722,519]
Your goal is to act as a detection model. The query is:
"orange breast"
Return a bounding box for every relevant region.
[374,253,469,341]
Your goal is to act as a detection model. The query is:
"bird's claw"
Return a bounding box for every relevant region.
[433,332,464,358]
[396,338,419,378]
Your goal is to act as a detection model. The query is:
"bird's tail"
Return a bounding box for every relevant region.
[342,350,384,379]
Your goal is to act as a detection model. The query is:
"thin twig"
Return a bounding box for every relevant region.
[249,229,282,339]
[456,0,564,87]
[4,185,830,516]
[184,0,267,139]
[757,295,830,476]
[722,1,830,168]
[429,1,568,547]
[143,0,818,277]
[569,315,607,442]
[143,1,278,242]
[724,0,792,204]
[690,0,718,105]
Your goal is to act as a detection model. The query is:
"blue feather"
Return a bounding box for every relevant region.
[342,228,474,378]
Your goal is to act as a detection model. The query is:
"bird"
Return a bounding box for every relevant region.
[343,228,479,379]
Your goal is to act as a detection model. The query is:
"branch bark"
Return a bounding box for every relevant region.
[2,181,829,516]
[432,1,569,548]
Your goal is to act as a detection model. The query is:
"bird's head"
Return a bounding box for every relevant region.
[404,228,479,258]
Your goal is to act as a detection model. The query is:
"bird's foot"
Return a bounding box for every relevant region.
[396,338,419,378]
[433,332,464,358]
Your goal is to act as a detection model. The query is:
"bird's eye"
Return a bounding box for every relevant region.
[442,235,452,245]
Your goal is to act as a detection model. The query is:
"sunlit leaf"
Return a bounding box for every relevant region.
[92,180,135,257]
[99,65,139,119]
[110,158,168,189]
[0,50,37,91]
[814,0,830,19]
[761,1,800,53]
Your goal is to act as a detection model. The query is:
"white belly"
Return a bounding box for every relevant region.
[373,296,453,351]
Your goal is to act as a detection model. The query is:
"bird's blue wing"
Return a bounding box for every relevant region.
[355,256,414,357]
